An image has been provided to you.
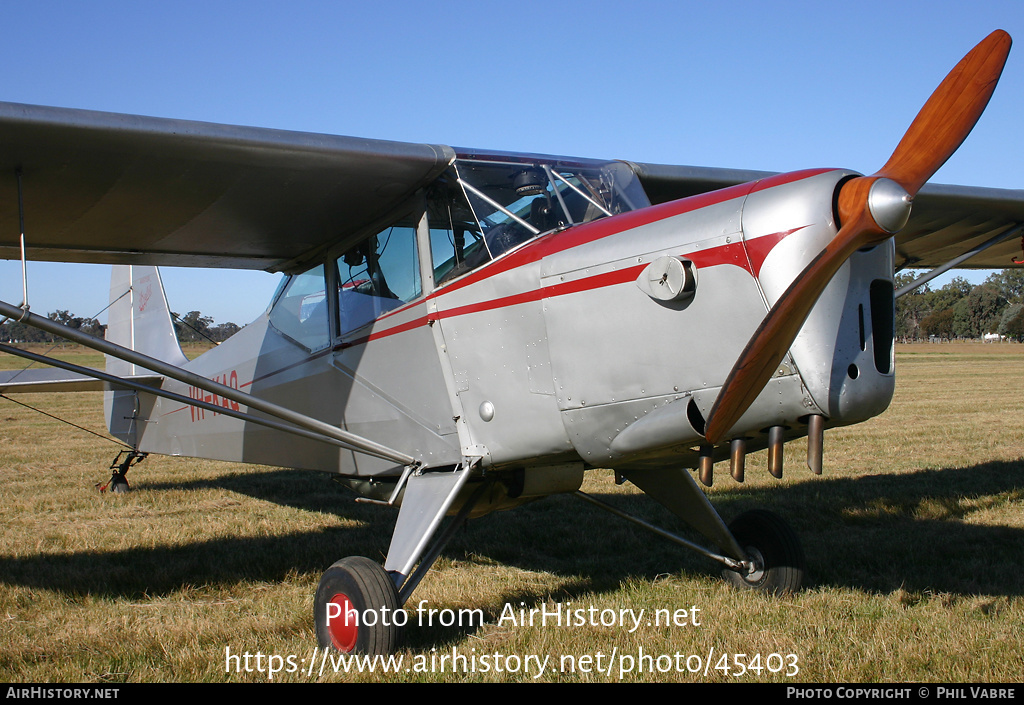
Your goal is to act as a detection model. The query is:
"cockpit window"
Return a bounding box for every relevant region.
[336,223,421,335]
[428,157,648,285]
[426,173,488,284]
[268,264,330,350]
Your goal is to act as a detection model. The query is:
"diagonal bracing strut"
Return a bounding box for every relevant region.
[0,298,415,466]
[0,342,399,457]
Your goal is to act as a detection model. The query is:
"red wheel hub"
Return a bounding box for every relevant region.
[327,593,359,652]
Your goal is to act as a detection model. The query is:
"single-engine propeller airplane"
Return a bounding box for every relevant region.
[0,30,1021,655]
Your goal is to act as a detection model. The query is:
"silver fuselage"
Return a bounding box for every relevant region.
[114,166,896,505]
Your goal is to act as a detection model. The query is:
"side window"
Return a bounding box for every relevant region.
[427,175,488,286]
[336,224,421,335]
[268,264,330,350]
[430,225,486,285]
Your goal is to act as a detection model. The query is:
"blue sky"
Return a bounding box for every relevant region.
[1,1,1022,324]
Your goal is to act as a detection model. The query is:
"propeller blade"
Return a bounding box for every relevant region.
[703,215,870,444]
[876,29,1011,196]
[703,30,1011,445]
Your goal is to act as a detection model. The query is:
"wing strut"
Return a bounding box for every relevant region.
[0,298,416,466]
[0,342,398,456]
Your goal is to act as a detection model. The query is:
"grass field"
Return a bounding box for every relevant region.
[0,343,1021,682]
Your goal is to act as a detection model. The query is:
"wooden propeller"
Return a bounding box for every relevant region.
[704,30,1011,445]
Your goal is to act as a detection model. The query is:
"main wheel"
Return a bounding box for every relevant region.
[314,556,404,654]
[722,510,805,595]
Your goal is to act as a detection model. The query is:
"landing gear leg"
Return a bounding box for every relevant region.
[314,462,486,654]
[611,468,806,595]
[99,450,146,493]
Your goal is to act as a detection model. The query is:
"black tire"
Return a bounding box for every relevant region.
[722,510,805,595]
[109,476,130,493]
[314,556,403,654]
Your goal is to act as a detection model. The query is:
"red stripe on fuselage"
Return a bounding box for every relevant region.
[343,169,833,344]
[745,226,812,278]
[338,314,430,349]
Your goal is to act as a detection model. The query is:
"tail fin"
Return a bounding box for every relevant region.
[105,265,187,443]
[105,265,188,375]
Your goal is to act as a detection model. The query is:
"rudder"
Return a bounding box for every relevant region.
[105,265,188,374]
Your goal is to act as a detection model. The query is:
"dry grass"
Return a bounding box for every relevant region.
[0,343,1021,682]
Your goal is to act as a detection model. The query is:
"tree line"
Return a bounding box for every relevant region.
[170,311,241,344]
[896,269,1024,341]
[0,309,241,344]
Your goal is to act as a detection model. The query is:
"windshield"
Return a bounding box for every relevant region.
[427,156,648,284]
[457,158,647,253]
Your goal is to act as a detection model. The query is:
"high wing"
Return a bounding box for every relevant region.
[893,184,1024,269]
[632,162,1024,271]
[0,102,454,272]
[0,100,1019,274]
